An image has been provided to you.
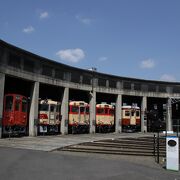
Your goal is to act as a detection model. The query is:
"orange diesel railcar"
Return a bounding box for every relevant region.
[2,94,28,135]
[68,101,89,134]
[38,99,61,134]
[96,103,115,133]
[122,105,141,132]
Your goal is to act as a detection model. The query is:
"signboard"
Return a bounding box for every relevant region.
[166,137,179,171]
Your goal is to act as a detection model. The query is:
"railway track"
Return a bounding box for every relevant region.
[58,136,176,157]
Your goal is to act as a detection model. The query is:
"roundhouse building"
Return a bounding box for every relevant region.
[0,40,180,138]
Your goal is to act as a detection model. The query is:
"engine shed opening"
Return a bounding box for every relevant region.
[5,76,32,98]
[122,95,142,107]
[38,83,64,135]
[147,97,167,132]
[69,89,90,102]
[172,100,180,132]
[122,95,142,132]
[96,92,116,105]
[39,83,63,102]
[3,76,34,137]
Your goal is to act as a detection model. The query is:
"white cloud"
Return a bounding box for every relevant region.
[56,48,85,63]
[76,15,92,25]
[98,57,108,62]
[23,26,35,33]
[140,59,155,69]
[160,74,176,82]
[40,11,49,19]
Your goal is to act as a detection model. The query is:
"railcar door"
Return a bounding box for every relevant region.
[3,95,14,126]
[136,109,140,125]
[85,106,89,124]
[14,95,23,125]
[21,97,28,126]
[49,104,55,125]
[109,108,115,125]
[70,105,79,125]
[79,106,84,124]
[104,107,109,125]
[56,103,61,123]
[123,109,130,126]
[130,109,136,125]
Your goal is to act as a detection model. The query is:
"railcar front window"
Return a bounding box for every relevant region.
[125,111,130,116]
[50,105,55,112]
[97,108,104,114]
[80,107,85,113]
[39,104,49,111]
[136,111,140,117]
[71,106,79,113]
[131,111,134,116]
[5,96,13,112]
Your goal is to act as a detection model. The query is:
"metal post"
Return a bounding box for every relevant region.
[153,134,156,157]
[157,131,160,164]
[177,119,179,137]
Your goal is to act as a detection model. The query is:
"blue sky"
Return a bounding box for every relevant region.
[0,0,180,82]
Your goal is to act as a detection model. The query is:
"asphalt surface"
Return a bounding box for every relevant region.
[0,133,179,179]
[0,147,179,180]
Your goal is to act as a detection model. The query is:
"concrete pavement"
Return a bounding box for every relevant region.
[0,132,153,151]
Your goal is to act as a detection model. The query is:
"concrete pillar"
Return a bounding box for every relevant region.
[29,82,39,136]
[61,87,69,135]
[0,73,5,138]
[89,91,96,133]
[141,96,147,132]
[115,94,122,133]
[166,98,173,131]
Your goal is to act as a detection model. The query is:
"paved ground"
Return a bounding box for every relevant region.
[0,133,179,179]
[0,132,153,151]
[0,146,179,180]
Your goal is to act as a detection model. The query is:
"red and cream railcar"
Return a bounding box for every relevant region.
[96,103,115,133]
[2,94,28,135]
[38,99,61,134]
[122,105,141,132]
[68,101,89,134]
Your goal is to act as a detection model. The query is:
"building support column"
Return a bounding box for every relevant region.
[0,73,5,138]
[141,96,147,132]
[89,91,96,134]
[29,82,39,137]
[166,98,173,131]
[115,94,122,133]
[61,87,69,135]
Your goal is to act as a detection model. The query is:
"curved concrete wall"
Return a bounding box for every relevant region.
[0,40,180,137]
